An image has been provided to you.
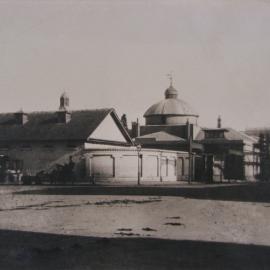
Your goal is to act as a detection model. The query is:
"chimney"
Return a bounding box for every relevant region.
[131,119,140,138]
[217,115,221,128]
[186,119,194,140]
[136,118,140,137]
[14,110,28,125]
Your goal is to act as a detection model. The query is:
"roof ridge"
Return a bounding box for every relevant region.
[0,108,113,115]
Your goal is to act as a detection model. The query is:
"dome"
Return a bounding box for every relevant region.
[144,85,198,117]
[144,98,198,117]
[143,83,198,126]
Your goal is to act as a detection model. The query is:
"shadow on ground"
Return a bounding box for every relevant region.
[15,182,270,203]
[0,229,269,270]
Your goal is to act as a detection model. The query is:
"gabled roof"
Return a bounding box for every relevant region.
[136,131,186,142]
[0,109,133,144]
[196,127,258,143]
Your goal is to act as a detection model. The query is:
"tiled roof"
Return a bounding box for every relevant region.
[196,128,258,143]
[0,109,130,142]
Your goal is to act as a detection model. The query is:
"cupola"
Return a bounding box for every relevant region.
[57,92,71,124]
[59,92,69,111]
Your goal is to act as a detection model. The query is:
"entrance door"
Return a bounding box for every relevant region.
[177,157,184,181]
[205,155,214,182]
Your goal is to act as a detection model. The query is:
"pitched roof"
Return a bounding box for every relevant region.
[196,128,258,143]
[0,109,132,143]
[136,131,186,142]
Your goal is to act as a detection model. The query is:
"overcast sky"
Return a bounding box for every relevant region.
[0,0,270,130]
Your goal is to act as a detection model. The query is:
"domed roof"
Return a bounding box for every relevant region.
[144,85,198,117]
[144,99,198,117]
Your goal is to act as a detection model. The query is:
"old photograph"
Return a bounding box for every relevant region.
[0,0,270,269]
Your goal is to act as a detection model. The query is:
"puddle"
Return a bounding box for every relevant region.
[114,232,140,237]
[117,228,133,232]
[142,227,157,232]
[164,222,184,226]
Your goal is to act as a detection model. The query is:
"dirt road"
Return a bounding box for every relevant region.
[0,183,270,269]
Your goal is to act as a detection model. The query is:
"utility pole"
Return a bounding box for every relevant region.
[188,138,192,184]
[137,144,142,185]
[187,120,193,184]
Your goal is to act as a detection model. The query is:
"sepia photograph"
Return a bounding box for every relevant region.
[0,0,270,269]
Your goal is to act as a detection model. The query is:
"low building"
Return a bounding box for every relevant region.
[84,146,189,183]
[0,93,189,184]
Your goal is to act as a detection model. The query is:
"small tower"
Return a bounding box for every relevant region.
[57,92,71,123]
[217,115,222,128]
[59,92,69,111]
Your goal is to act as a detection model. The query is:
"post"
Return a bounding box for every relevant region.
[136,118,140,137]
[187,121,193,184]
[188,152,192,184]
[159,152,163,182]
[137,144,142,185]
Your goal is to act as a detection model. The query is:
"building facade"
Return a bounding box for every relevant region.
[84,145,190,183]
[196,127,260,181]
[130,82,260,182]
[0,94,190,184]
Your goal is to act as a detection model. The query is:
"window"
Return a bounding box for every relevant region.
[205,131,225,139]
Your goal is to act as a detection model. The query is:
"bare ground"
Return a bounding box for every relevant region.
[1,182,270,269]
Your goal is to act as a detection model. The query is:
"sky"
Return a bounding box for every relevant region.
[0,0,270,130]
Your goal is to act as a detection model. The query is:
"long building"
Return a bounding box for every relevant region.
[0,93,190,184]
[0,83,261,184]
